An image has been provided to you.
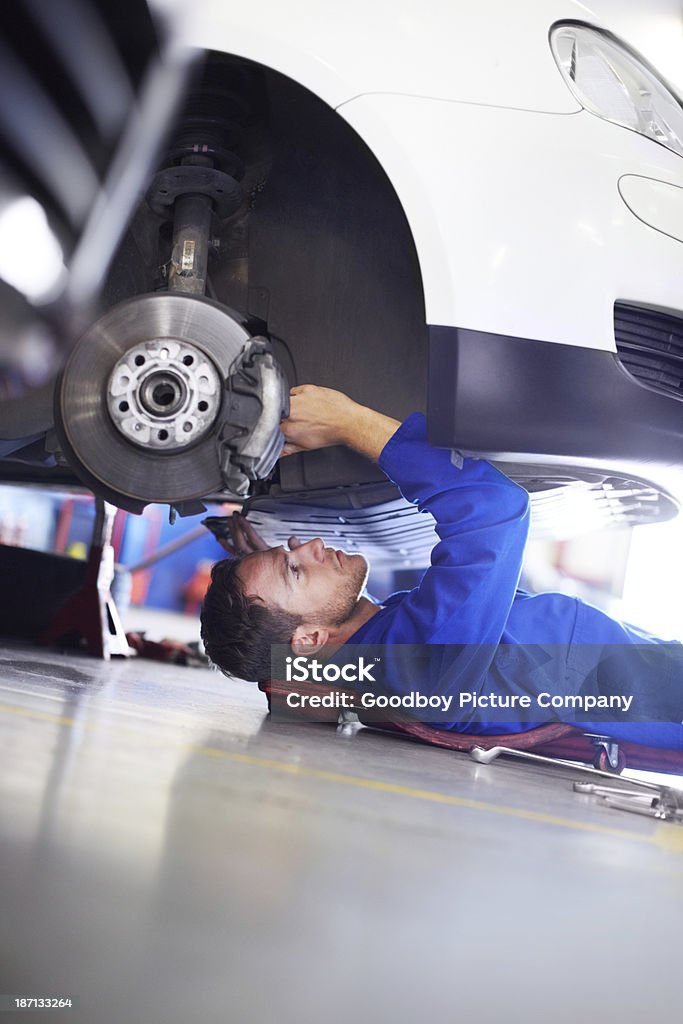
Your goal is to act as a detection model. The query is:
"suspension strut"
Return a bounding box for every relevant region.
[145,64,248,295]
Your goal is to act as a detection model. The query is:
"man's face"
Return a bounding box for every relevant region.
[237,538,369,627]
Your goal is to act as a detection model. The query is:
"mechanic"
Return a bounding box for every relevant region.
[200,385,683,750]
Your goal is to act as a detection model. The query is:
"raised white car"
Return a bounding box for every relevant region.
[2,0,683,563]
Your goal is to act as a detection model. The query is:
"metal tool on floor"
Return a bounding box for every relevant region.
[573,781,683,822]
[470,736,625,774]
[469,743,623,775]
[469,744,683,823]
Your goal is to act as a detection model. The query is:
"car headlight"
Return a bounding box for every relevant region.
[550,22,683,158]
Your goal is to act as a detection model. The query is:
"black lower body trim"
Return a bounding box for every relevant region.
[428,325,683,467]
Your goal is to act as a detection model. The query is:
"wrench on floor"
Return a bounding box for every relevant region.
[469,745,682,821]
[469,744,664,790]
[573,781,683,822]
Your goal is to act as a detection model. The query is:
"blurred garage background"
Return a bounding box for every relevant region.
[0,477,679,644]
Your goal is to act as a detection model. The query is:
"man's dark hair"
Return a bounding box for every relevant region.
[200,557,303,681]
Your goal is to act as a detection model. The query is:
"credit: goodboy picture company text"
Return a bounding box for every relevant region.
[280,656,635,716]
[283,687,634,715]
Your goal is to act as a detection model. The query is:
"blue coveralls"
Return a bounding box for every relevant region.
[345,413,683,750]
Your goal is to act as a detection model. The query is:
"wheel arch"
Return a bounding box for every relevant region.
[191,43,436,329]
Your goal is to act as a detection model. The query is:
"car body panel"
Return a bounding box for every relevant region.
[618,175,683,246]
[151,0,683,112]
[149,0,683,352]
[151,0,584,113]
[339,95,683,347]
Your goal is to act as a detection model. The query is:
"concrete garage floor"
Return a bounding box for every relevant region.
[0,628,682,1024]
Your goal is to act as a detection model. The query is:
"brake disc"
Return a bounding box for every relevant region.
[56,293,252,510]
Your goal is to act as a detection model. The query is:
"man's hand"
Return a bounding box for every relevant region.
[216,512,270,556]
[210,511,302,559]
[280,385,359,455]
[281,384,400,462]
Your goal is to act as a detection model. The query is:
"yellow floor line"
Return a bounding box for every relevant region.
[0,701,680,851]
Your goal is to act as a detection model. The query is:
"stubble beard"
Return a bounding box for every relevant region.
[320,552,369,627]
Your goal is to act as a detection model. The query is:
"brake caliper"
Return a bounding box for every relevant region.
[217,337,290,496]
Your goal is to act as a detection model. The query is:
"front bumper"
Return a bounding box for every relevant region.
[428,321,683,493]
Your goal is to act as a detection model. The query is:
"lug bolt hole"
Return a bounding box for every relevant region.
[118,401,129,412]
[183,354,194,366]
[198,401,209,412]
[135,355,145,367]
[158,429,169,441]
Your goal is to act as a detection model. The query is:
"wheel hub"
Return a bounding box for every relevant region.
[56,292,289,511]
[106,337,222,451]
[56,292,251,508]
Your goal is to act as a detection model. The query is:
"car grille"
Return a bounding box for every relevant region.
[614,303,683,400]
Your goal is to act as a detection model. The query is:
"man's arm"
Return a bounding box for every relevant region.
[280,385,400,461]
[281,386,530,646]
[206,387,395,556]
[374,412,530,644]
